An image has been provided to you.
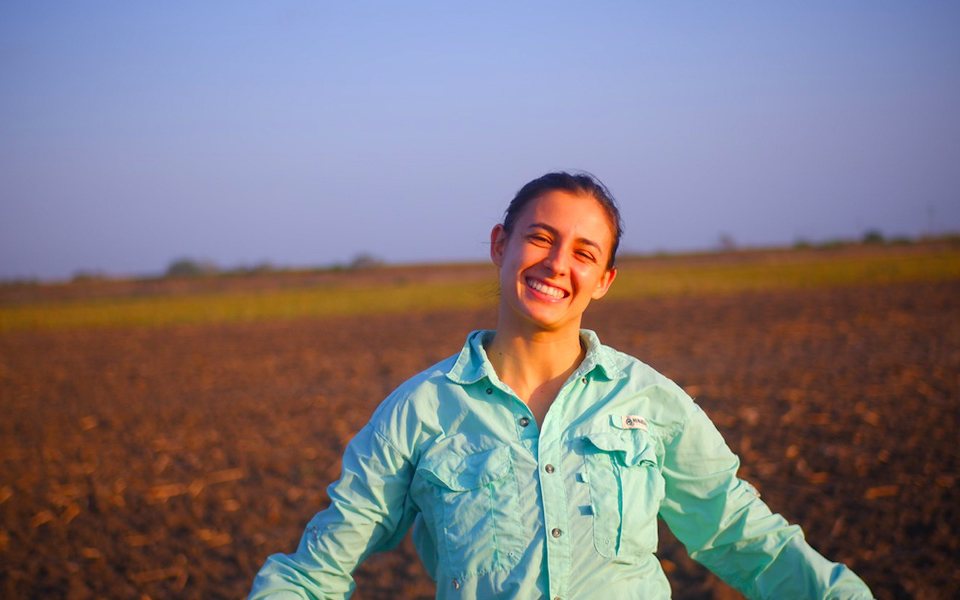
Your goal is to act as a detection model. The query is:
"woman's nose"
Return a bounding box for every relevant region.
[542,247,569,275]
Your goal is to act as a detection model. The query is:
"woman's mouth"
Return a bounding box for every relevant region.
[525,277,568,299]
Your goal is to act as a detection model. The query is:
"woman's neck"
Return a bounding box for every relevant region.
[486,325,585,425]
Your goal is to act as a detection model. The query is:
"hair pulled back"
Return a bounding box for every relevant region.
[503,172,624,269]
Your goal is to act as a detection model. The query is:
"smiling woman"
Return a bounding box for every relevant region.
[249,172,875,599]
[491,188,617,335]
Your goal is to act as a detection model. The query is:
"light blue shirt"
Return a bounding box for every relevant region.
[250,330,873,599]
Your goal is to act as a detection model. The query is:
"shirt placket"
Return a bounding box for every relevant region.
[538,379,582,600]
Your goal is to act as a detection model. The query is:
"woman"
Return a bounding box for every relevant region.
[249,172,874,599]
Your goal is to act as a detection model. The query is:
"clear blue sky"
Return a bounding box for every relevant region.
[2,2,958,280]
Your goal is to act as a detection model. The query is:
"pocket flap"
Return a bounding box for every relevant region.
[417,446,511,491]
[583,431,657,467]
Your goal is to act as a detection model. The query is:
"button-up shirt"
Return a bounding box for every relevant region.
[250,330,874,599]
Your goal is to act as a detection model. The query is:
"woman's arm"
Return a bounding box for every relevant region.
[658,403,874,600]
[248,423,418,600]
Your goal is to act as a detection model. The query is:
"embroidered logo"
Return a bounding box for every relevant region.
[621,415,648,431]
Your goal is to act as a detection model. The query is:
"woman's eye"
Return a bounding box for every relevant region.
[576,250,596,262]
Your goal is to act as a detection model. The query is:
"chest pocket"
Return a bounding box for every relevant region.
[416,446,523,578]
[582,431,665,558]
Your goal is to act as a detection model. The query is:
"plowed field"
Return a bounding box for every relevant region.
[1,253,958,599]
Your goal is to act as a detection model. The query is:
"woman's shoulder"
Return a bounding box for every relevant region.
[360,352,462,449]
[595,341,701,425]
[596,341,684,388]
[374,353,461,413]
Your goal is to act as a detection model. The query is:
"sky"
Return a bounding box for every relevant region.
[1,2,959,281]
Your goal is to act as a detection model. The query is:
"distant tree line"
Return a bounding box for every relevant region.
[791,229,921,251]
[165,258,221,277]
[161,252,386,279]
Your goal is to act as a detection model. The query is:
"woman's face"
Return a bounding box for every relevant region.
[491,190,617,335]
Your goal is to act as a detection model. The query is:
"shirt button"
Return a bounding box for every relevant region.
[519,416,530,427]
[485,388,493,394]
[551,527,562,538]
[581,377,587,384]
[544,464,555,474]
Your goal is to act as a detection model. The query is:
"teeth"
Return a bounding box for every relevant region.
[527,278,566,299]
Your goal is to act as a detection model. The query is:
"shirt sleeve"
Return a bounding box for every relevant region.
[248,422,418,600]
[657,401,875,600]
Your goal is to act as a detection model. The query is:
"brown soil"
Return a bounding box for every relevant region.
[1,280,957,599]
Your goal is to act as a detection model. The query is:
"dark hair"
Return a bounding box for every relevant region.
[503,171,624,268]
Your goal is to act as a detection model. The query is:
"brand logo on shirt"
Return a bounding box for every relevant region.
[620,415,648,431]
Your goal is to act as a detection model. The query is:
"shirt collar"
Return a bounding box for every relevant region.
[445,329,627,386]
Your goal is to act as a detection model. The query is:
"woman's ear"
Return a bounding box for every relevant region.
[591,266,617,300]
[490,224,507,267]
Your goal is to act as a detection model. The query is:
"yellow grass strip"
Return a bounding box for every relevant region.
[0,280,495,331]
[1,246,958,331]
[607,247,960,300]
